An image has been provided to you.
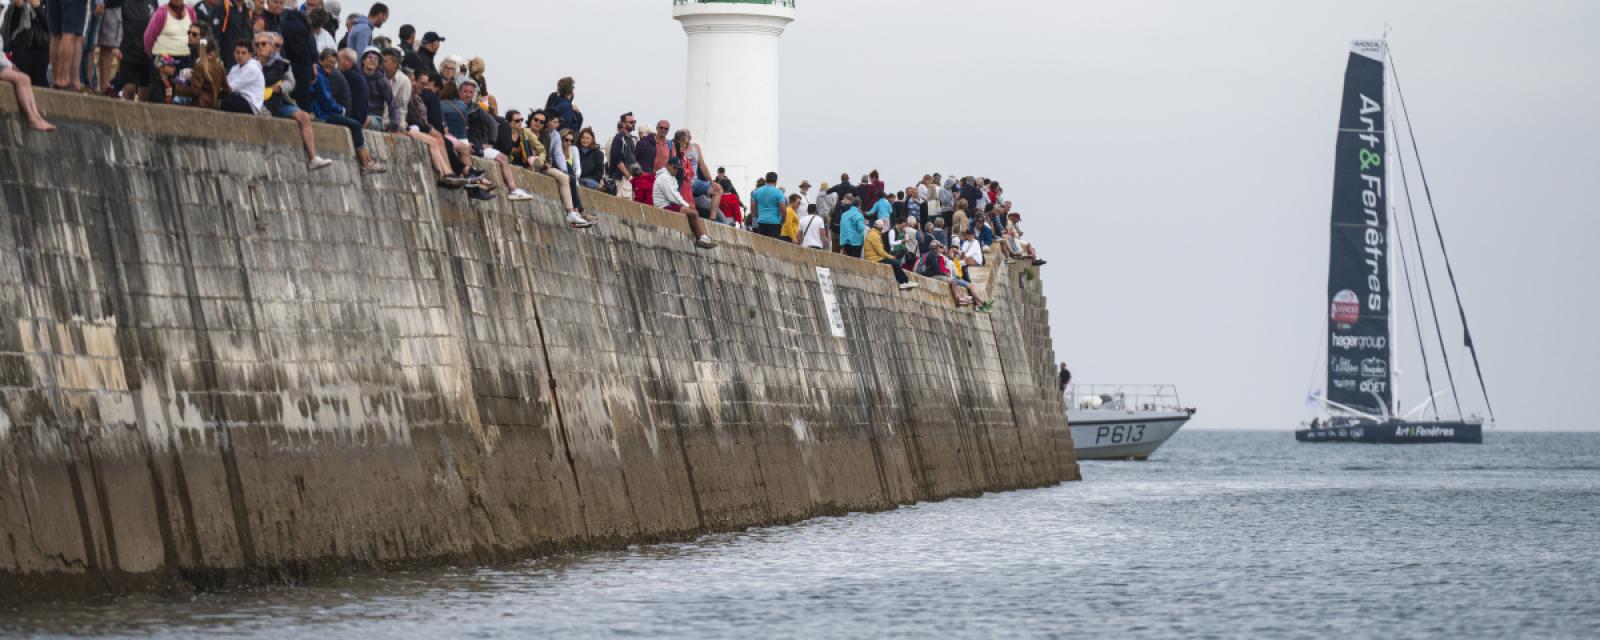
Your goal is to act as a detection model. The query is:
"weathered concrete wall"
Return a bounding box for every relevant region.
[0,88,1077,601]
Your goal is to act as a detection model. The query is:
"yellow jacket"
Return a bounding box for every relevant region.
[864,229,892,263]
[781,206,799,240]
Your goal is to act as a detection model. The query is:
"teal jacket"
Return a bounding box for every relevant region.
[840,207,867,246]
[867,198,893,222]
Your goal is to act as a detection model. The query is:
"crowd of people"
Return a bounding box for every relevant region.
[1,0,1047,309]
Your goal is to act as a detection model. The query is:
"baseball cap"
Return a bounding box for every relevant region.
[422,31,445,44]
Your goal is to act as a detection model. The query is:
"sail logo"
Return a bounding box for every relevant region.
[1331,290,1361,324]
[1332,379,1357,391]
[1333,358,1360,375]
[1354,93,1387,313]
[1360,358,1388,378]
[1332,334,1386,350]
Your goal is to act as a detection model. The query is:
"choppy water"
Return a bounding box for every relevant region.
[3,430,1598,639]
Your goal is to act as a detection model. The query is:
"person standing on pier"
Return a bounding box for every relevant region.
[1059,363,1072,393]
[838,195,866,258]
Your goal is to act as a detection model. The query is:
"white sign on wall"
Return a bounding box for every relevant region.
[815,267,846,338]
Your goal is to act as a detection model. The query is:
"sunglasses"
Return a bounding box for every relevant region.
[657,126,669,131]
[511,118,524,124]
[188,31,202,37]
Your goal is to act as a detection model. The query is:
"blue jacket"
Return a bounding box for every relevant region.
[345,15,373,55]
[440,99,468,139]
[867,198,892,222]
[308,66,344,122]
[545,92,583,134]
[839,207,867,247]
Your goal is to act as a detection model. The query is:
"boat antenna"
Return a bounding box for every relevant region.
[1390,53,1499,423]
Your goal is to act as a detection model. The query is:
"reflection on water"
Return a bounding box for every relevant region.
[3,431,1598,639]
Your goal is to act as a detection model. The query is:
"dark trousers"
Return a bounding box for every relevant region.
[758,222,782,239]
[568,172,586,211]
[878,259,909,285]
[12,48,49,87]
[842,244,862,258]
[219,93,254,115]
[290,63,313,107]
[323,113,366,150]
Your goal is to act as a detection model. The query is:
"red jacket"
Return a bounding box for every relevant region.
[632,172,655,206]
[719,194,743,224]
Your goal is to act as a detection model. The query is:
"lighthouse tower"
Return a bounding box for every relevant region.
[673,0,796,192]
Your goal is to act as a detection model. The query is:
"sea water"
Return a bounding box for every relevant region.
[3,431,1596,639]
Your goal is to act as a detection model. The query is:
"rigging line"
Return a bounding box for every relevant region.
[1390,54,1498,422]
[1391,187,1440,419]
[1390,111,1464,418]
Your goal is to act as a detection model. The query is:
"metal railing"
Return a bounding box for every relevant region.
[1065,384,1189,413]
[674,0,797,7]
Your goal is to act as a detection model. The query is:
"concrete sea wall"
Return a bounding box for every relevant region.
[0,88,1078,601]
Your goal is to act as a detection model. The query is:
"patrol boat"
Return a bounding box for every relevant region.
[1298,39,1493,444]
[1066,385,1195,460]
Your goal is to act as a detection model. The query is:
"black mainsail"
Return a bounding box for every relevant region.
[1326,40,1393,418]
[1302,39,1487,444]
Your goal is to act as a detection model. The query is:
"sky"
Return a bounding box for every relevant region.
[371,0,1597,431]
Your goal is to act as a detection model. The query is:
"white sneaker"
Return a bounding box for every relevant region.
[308,156,334,171]
[898,282,919,290]
[566,211,594,228]
[508,188,534,201]
[694,235,718,249]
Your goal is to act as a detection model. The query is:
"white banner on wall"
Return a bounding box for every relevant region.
[815,267,846,338]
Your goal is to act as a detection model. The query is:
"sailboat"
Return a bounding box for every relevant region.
[1297,39,1494,445]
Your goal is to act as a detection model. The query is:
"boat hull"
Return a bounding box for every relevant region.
[1067,411,1190,460]
[1295,420,1483,444]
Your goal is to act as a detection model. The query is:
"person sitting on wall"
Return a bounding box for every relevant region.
[303,46,384,175]
[1000,210,1047,266]
[174,35,227,109]
[864,219,918,291]
[944,243,990,312]
[653,158,717,250]
[524,110,592,226]
[254,33,333,170]
[0,43,55,131]
[544,113,588,217]
[576,127,606,191]
[456,78,533,202]
[399,70,468,188]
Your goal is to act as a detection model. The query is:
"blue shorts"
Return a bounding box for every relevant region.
[268,103,301,119]
[48,0,91,37]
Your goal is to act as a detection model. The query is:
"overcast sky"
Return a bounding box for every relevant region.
[374,1,1596,431]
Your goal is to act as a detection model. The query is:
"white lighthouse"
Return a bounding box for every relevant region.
[673,0,796,192]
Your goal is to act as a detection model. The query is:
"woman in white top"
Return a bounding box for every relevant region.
[146,0,194,59]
